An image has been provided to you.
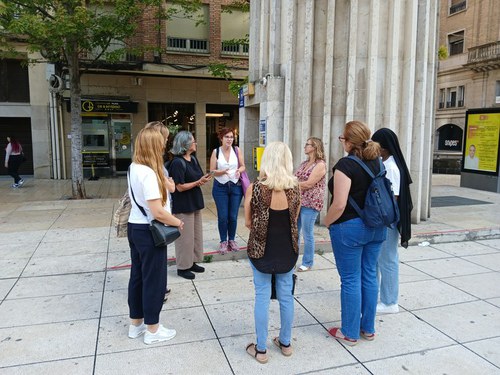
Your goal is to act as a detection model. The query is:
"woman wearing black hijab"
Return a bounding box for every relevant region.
[371,128,413,314]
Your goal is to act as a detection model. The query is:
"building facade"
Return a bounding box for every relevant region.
[1,0,249,180]
[434,0,500,181]
[241,0,439,223]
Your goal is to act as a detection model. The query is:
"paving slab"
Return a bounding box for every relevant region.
[0,320,98,367]
[430,241,500,256]
[413,300,500,343]
[0,357,95,375]
[444,272,500,299]
[463,252,500,271]
[365,344,500,375]
[465,337,500,368]
[94,340,231,375]
[22,253,107,277]
[404,257,491,278]
[0,279,16,301]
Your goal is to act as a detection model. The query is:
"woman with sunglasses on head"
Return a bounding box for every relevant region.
[294,137,326,272]
[168,131,212,280]
[371,128,413,315]
[324,121,386,346]
[127,124,183,345]
[210,127,246,254]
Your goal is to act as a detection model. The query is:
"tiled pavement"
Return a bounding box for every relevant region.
[0,175,499,374]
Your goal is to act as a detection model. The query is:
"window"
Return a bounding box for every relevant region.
[496,81,500,104]
[221,7,249,57]
[444,85,465,108]
[449,0,466,15]
[166,3,209,53]
[439,89,445,109]
[448,31,464,56]
[0,59,30,103]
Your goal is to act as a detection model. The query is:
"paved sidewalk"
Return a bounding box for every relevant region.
[0,175,499,374]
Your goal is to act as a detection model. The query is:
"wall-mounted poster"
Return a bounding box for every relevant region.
[462,109,500,175]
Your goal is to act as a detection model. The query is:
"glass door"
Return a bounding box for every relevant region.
[111,120,132,173]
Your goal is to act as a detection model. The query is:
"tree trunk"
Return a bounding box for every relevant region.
[68,48,86,199]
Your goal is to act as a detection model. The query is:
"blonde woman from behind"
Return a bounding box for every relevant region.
[244,142,301,364]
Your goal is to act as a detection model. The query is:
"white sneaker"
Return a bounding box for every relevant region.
[376,303,399,314]
[297,265,311,272]
[128,323,147,338]
[144,324,176,345]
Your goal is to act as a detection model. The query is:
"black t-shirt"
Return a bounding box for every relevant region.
[170,156,205,214]
[328,156,381,224]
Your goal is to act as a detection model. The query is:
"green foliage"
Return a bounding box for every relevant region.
[208,63,248,97]
[438,45,449,60]
[203,255,213,263]
[222,1,250,13]
[0,0,202,64]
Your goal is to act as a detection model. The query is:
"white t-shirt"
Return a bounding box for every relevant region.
[128,163,171,224]
[464,156,479,170]
[214,147,239,184]
[383,155,400,196]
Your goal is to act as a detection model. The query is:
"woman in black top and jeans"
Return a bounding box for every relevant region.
[324,121,387,346]
[169,131,212,280]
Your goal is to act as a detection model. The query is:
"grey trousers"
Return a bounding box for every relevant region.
[174,210,204,270]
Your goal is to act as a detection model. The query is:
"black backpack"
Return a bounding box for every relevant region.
[347,155,400,228]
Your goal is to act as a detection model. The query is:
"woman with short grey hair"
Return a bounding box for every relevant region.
[167,131,212,279]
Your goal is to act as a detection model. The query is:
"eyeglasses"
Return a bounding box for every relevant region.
[304,143,313,147]
[338,136,346,142]
[223,136,234,139]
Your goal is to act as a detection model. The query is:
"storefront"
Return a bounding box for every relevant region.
[65,98,137,176]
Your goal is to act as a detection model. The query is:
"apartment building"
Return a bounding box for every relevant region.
[0,0,249,179]
[434,0,500,176]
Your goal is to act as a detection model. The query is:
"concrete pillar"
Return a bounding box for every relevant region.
[243,0,439,223]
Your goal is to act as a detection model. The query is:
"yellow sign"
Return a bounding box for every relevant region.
[463,112,500,173]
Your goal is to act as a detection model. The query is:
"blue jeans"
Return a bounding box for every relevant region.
[298,206,319,267]
[250,262,295,352]
[212,180,243,242]
[329,218,386,339]
[377,225,400,305]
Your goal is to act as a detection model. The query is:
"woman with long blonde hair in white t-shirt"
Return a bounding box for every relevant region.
[127,124,183,345]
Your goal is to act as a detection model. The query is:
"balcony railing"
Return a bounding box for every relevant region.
[439,102,444,109]
[167,37,209,53]
[85,41,141,63]
[467,41,500,63]
[221,42,249,57]
[449,1,466,15]
[458,100,464,107]
[465,41,500,71]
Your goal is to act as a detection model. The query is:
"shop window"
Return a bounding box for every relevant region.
[448,31,464,56]
[0,59,29,103]
[437,124,463,151]
[166,3,209,54]
[148,102,196,142]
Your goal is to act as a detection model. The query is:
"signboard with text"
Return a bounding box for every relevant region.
[462,109,500,175]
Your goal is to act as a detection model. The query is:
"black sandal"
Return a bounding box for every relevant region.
[246,343,268,364]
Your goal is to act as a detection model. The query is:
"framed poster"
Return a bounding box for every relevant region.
[462,109,500,175]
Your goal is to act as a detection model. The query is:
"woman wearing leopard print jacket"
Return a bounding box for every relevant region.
[243,141,301,364]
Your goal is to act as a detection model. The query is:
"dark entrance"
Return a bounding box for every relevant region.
[0,117,33,175]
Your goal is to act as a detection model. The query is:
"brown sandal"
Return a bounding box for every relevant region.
[246,343,268,364]
[273,337,293,356]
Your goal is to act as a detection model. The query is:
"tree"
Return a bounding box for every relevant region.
[0,0,201,198]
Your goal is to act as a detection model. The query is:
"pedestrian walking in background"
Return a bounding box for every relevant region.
[210,127,246,254]
[244,142,301,364]
[295,137,327,272]
[371,128,413,314]
[168,131,212,280]
[324,121,387,346]
[127,126,183,345]
[4,136,24,188]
